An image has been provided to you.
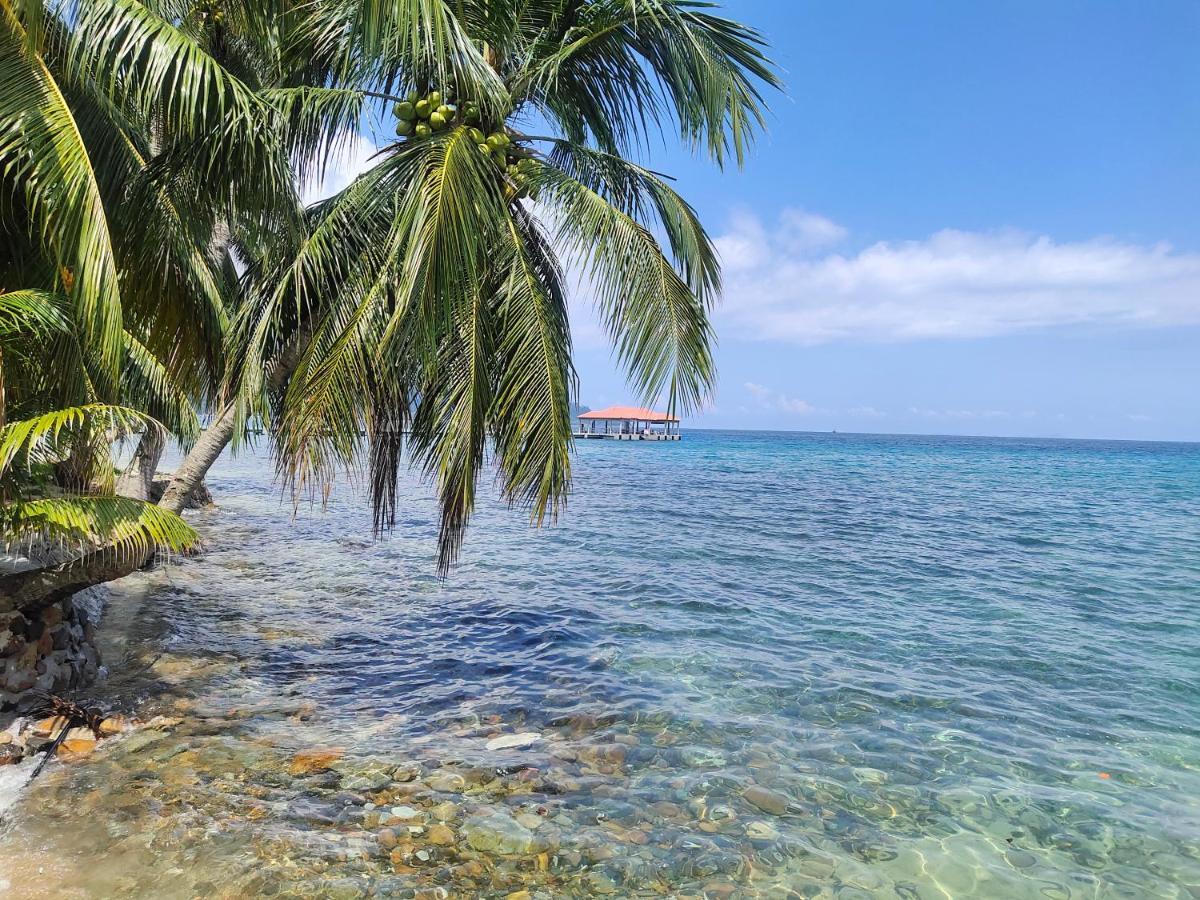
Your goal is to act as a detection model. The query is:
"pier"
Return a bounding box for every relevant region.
[574,406,681,440]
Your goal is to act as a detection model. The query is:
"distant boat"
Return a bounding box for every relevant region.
[574,406,681,441]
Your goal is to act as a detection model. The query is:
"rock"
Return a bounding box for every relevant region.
[515,812,543,830]
[377,828,399,849]
[0,745,23,765]
[149,476,214,509]
[485,732,541,751]
[289,747,345,776]
[427,771,467,793]
[430,800,459,821]
[320,877,367,900]
[342,769,392,791]
[389,805,424,823]
[58,727,98,757]
[98,714,132,736]
[745,820,780,841]
[31,715,70,740]
[575,743,626,768]
[581,868,620,894]
[463,812,549,855]
[743,785,792,816]
[427,823,456,846]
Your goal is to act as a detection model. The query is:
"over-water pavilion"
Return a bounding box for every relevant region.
[575,406,681,441]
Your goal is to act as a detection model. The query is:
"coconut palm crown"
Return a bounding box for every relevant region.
[238,0,779,570]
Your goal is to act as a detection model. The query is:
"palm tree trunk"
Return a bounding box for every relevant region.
[157,403,236,514]
[156,324,309,515]
[115,427,165,500]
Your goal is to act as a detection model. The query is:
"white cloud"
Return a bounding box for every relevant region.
[744,382,815,415]
[715,211,1200,344]
[300,134,380,205]
[716,209,846,273]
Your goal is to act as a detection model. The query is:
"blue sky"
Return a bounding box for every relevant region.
[574,1,1200,441]
[323,2,1200,441]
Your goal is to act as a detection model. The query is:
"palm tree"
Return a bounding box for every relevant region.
[225,0,779,570]
[2,0,776,603]
[0,0,294,601]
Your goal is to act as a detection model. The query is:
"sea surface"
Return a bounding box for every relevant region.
[1,430,1198,898]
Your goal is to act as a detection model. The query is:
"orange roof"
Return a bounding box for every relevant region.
[579,405,679,422]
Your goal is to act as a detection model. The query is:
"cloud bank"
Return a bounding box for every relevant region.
[714,211,1200,344]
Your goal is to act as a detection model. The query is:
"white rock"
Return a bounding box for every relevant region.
[485,732,542,751]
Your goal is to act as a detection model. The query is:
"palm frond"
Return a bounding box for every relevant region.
[122,333,202,447]
[0,404,160,473]
[0,288,71,339]
[0,4,125,391]
[0,495,198,559]
[535,163,715,416]
[489,202,574,529]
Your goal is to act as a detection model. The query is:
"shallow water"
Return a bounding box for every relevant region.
[2,431,1198,898]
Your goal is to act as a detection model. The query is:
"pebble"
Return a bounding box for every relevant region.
[485,732,542,751]
[743,784,792,816]
[427,772,467,793]
[462,812,550,855]
[427,824,456,846]
[431,801,459,821]
[289,747,345,776]
[389,805,424,823]
[746,820,781,841]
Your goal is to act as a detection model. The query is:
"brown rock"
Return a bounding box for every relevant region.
[288,747,345,776]
[377,828,399,849]
[58,728,98,758]
[98,715,132,736]
[32,716,70,740]
[743,784,791,816]
[426,823,456,846]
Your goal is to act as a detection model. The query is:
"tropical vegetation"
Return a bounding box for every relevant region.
[1,0,776,607]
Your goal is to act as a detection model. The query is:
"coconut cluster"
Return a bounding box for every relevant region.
[393,89,538,195]
[198,1,226,26]
[393,89,479,139]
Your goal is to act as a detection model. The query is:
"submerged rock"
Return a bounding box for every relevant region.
[743,785,792,816]
[289,747,345,776]
[485,732,541,751]
[462,812,552,855]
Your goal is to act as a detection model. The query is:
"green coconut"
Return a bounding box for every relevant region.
[415,99,432,119]
[436,105,453,119]
[486,134,504,151]
[415,123,432,138]
[429,111,447,130]
[468,127,485,144]
[395,101,416,121]
[428,90,442,105]
[406,90,419,104]
[395,119,414,137]
[477,142,491,155]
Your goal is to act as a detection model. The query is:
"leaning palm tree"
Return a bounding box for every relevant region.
[224,0,778,570]
[0,0,294,599]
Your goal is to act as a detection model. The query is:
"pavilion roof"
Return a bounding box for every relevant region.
[578,405,679,423]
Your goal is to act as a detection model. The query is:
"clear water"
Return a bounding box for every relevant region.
[2,431,1198,898]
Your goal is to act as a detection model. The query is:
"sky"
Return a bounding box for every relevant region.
[317,1,1200,441]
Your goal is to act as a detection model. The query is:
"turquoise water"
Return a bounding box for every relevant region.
[2,430,1198,897]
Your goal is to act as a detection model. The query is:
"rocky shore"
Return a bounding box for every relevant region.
[0,662,823,899]
[0,593,102,712]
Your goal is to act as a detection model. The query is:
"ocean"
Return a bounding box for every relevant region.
[1,430,1197,898]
